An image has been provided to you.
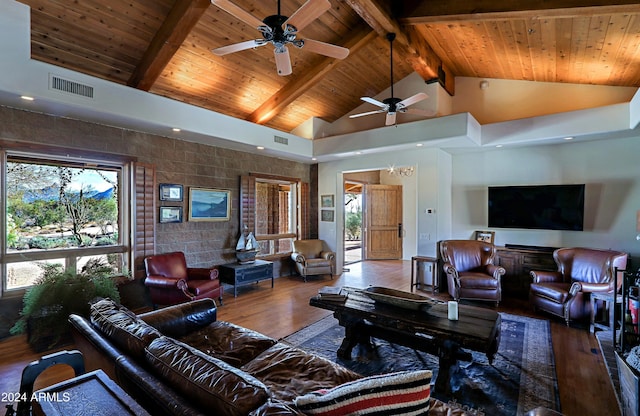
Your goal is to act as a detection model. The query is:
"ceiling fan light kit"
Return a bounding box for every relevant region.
[350,32,431,126]
[211,0,349,76]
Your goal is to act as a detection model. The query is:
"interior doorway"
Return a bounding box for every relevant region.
[344,181,363,265]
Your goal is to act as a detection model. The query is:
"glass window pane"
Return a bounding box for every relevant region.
[6,259,65,291]
[6,160,119,252]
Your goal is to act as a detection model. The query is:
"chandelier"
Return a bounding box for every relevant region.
[387,165,414,177]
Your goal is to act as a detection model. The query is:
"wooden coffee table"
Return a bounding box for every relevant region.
[309,289,501,395]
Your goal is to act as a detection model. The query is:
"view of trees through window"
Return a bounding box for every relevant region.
[5,158,122,290]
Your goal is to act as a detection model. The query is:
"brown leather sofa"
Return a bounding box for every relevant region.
[529,247,628,325]
[144,251,223,307]
[290,239,335,281]
[440,240,506,306]
[69,298,463,416]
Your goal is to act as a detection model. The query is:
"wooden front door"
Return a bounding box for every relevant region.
[364,184,402,259]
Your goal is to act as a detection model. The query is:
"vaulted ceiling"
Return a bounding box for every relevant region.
[15,0,640,134]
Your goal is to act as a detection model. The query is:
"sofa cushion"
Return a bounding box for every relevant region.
[294,370,432,416]
[146,336,269,416]
[178,321,277,367]
[241,343,361,402]
[90,298,161,358]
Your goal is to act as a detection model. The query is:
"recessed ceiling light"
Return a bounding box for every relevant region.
[355,151,362,155]
[564,136,574,140]
[257,146,265,150]
[20,95,34,101]
[172,128,181,132]
[311,157,317,161]
[416,143,423,147]
[496,144,503,148]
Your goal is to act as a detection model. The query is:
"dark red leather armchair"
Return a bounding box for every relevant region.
[144,252,223,308]
[529,247,627,325]
[440,240,505,306]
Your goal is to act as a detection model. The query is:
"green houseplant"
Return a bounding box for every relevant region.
[11,258,121,351]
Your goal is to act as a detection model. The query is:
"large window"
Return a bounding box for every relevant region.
[240,174,309,257]
[3,152,131,294]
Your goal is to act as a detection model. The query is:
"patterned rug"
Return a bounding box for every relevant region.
[281,312,560,416]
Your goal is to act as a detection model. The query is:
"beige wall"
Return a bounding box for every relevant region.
[0,105,313,268]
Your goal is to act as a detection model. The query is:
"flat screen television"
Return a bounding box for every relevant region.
[488,184,585,231]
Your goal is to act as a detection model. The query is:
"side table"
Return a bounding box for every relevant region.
[590,291,621,338]
[219,259,274,297]
[410,256,438,293]
[32,369,150,416]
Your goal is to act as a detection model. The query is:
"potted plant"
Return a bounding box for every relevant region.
[10,258,121,351]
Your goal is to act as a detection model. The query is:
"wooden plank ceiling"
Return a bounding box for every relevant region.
[17,0,640,134]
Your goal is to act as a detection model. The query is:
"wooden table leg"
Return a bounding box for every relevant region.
[335,313,372,360]
[434,340,472,395]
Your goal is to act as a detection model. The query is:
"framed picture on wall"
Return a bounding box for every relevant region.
[474,230,495,244]
[321,194,334,208]
[159,183,183,201]
[188,187,231,221]
[321,209,334,222]
[159,206,183,223]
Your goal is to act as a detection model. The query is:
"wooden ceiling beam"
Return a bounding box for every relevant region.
[399,0,640,24]
[128,0,210,91]
[246,24,375,125]
[344,0,454,94]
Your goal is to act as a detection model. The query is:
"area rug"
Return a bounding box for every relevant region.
[281,313,560,416]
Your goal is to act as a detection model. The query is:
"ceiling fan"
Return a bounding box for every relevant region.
[211,0,349,76]
[350,33,431,126]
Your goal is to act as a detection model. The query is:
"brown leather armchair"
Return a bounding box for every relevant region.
[440,240,506,306]
[291,239,335,282]
[529,247,627,325]
[144,251,223,308]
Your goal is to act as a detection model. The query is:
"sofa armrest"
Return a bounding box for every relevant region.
[139,299,218,338]
[442,263,460,281]
[486,264,506,279]
[569,281,613,296]
[530,270,562,283]
[145,275,186,289]
[320,251,335,260]
[187,267,219,281]
[291,252,306,263]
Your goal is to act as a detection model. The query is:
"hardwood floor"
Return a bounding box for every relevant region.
[0,260,619,415]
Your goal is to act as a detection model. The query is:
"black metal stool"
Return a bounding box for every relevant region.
[13,349,85,416]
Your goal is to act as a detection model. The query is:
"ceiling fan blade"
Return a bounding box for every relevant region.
[361,97,387,108]
[386,112,397,126]
[285,0,331,32]
[211,0,265,28]
[405,108,437,117]
[349,109,386,119]
[398,92,428,108]
[274,46,292,76]
[302,39,349,59]
[212,40,264,56]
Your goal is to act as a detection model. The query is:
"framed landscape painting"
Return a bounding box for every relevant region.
[159,206,182,223]
[188,188,230,221]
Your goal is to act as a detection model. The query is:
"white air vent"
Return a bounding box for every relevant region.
[274,135,288,145]
[49,74,94,98]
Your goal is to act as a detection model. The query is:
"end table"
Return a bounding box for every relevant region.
[411,256,438,293]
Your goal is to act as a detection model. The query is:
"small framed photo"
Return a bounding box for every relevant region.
[159,206,183,223]
[188,187,231,221]
[321,194,334,208]
[475,230,495,244]
[159,183,183,202]
[321,209,334,222]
